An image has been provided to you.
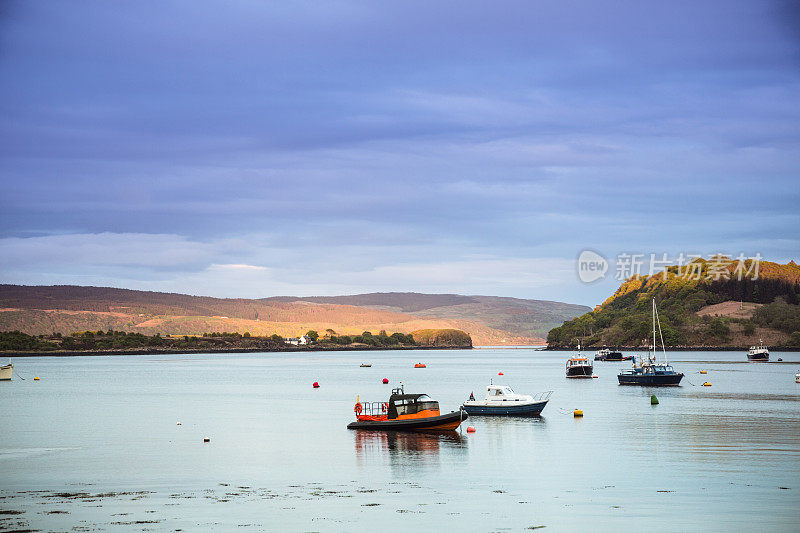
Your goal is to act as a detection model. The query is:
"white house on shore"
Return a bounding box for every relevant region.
[284,335,311,346]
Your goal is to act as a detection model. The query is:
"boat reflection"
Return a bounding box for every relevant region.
[353,430,466,471]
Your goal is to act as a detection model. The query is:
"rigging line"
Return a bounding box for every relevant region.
[655,299,668,364]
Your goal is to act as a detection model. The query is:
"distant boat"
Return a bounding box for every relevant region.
[347,384,466,431]
[594,348,629,361]
[566,345,593,378]
[618,299,683,386]
[360,363,372,367]
[795,372,799,384]
[462,385,552,416]
[414,363,427,368]
[0,363,12,381]
[747,340,769,362]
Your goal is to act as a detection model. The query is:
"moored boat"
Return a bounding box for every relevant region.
[618,299,683,386]
[566,345,593,378]
[0,363,12,381]
[347,384,467,431]
[795,372,799,384]
[747,341,769,362]
[462,385,552,416]
[595,348,629,361]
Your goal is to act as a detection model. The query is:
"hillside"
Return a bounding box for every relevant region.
[272,292,589,338]
[547,257,800,348]
[0,286,584,345]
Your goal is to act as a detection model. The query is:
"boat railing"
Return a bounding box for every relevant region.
[532,391,553,402]
[359,401,389,417]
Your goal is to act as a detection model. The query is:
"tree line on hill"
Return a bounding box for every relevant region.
[0,328,422,352]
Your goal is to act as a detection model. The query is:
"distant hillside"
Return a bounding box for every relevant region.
[548,258,800,348]
[0,286,585,345]
[274,292,589,338]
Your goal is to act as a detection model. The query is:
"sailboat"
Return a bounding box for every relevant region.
[618,299,683,386]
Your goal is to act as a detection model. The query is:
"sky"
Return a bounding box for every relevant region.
[0,0,798,306]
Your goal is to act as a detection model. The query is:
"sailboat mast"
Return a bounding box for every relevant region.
[652,298,656,362]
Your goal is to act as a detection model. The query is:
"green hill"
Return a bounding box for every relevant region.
[408,328,473,347]
[547,257,800,348]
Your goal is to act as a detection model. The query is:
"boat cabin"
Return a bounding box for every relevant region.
[387,389,440,420]
[482,385,527,402]
[627,363,676,375]
[567,357,591,368]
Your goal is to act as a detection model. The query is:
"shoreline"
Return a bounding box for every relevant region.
[0,344,472,358]
[546,345,800,352]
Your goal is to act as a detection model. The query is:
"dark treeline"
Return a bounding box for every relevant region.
[0,328,419,352]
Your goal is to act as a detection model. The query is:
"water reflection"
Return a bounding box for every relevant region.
[353,431,467,472]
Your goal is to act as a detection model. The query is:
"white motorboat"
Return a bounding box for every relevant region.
[0,363,12,381]
[462,385,552,416]
[747,340,769,361]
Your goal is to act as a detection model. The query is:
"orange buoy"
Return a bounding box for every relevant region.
[382,378,389,384]
[312,381,320,388]
[414,363,426,368]
[592,374,598,378]
[498,372,504,375]
[354,402,363,414]
[466,426,476,433]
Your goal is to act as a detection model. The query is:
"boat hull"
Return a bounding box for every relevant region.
[462,400,548,416]
[347,410,467,431]
[617,373,683,386]
[566,366,593,378]
[0,364,12,381]
[746,353,769,361]
[596,351,625,361]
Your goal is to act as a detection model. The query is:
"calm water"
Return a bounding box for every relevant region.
[1,349,799,532]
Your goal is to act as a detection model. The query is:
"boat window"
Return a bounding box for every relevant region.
[394,397,439,415]
[493,389,502,396]
[417,401,439,412]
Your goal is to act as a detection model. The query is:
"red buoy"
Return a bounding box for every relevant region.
[382,378,389,384]
[498,372,504,375]
[466,426,476,433]
[312,381,320,388]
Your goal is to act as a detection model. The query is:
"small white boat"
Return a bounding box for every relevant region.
[795,372,799,384]
[462,385,552,416]
[0,363,12,381]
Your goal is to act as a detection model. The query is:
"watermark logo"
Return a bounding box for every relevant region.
[577,250,608,283]
[576,250,762,284]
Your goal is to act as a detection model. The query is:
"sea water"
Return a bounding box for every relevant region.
[1,349,798,531]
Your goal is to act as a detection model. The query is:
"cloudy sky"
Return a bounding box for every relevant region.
[1,1,798,305]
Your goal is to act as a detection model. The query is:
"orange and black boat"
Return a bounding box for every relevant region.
[347,385,467,432]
